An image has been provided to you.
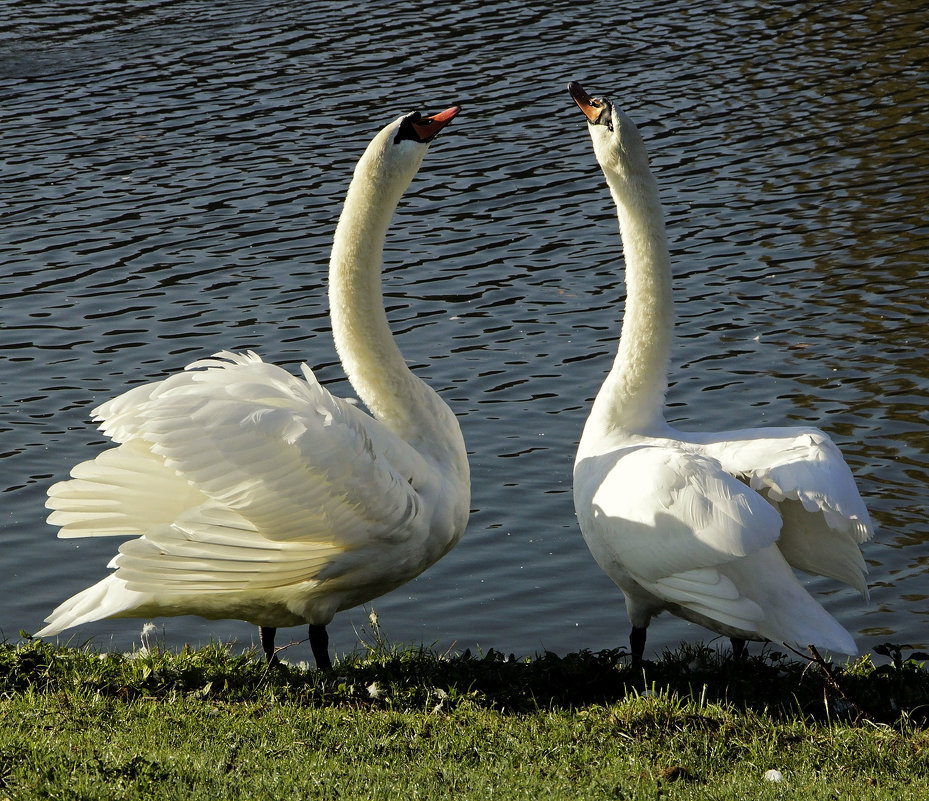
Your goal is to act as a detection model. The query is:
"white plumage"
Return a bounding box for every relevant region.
[568,82,872,659]
[38,106,470,669]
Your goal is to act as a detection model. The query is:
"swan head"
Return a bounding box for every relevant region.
[393,106,460,145]
[568,82,649,183]
[357,105,461,194]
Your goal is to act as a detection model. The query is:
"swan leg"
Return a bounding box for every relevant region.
[730,637,747,660]
[630,626,647,663]
[259,626,279,665]
[309,624,332,670]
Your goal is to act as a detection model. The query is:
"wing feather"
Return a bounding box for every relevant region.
[579,444,782,582]
[110,507,345,595]
[98,352,430,548]
[45,352,435,603]
[690,428,872,595]
[47,439,207,537]
[648,569,766,632]
[694,428,872,541]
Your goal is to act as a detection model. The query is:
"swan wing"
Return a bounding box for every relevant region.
[50,352,433,552]
[37,503,349,636]
[577,444,782,582]
[144,352,433,548]
[110,506,346,594]
[47,438,209,537]
[644,568,766,633]
[577,444,858,651]
[690,428,872,595]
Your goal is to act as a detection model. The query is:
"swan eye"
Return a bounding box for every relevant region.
[588,98,614,131]
[394,113,423,144]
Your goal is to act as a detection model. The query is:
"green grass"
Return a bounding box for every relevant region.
[2,629,928,799]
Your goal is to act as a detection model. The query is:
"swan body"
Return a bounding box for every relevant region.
[37,106,469,668]
[568,82,872,658]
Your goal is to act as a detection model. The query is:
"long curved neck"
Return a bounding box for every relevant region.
[328,142,451,447]
[588,167,673,436]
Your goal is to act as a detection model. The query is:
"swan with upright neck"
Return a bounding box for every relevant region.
[37,105,469,670]
[568,82,872,660]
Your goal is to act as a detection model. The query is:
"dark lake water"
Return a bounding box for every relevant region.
[2,0,928,662]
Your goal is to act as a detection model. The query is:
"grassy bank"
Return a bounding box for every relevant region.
[2,632,928,799]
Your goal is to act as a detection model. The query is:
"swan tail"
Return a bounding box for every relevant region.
[728,545,859,655]
[760,587,857,655]
[783,612,857,656]
[34,574,143,638]
[645,550,859,656]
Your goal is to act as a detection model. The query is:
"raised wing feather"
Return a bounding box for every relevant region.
[110,506,345,594]
[692,428,872,541]
[688,428,872,595]
[47,439,207,537]
[49,352,432,552]
[132,352,429,548]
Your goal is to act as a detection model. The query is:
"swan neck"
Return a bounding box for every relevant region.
[591,167,673,435]
[329,156,419,429]
[327,138,464,469]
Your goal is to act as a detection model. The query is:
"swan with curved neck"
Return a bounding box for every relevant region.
[37,105,469,670]
[569,82,872,660]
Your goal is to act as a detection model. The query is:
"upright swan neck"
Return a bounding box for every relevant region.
[328,131,454,448]
[589,162,674,436]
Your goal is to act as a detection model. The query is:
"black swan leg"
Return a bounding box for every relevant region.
[630,626,647,664]
[309,624,332,671]
[259,626,279,665]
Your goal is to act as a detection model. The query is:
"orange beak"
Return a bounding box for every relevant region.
[568,82,605,124]
[411,106,461,141]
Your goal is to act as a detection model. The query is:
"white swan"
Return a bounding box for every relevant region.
[568,82,872,660]
[36,105,470,670]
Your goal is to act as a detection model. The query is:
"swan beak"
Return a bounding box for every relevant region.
[568,81,605,124]
[411,106,461,141]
